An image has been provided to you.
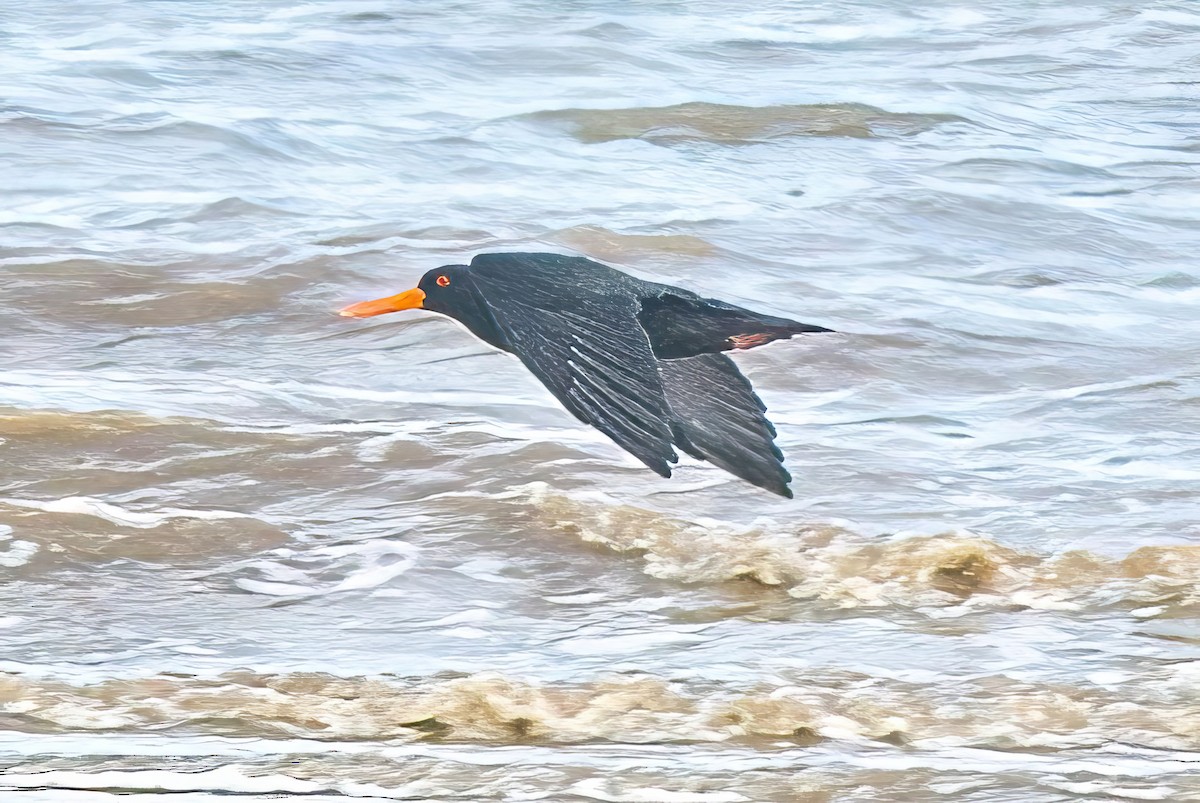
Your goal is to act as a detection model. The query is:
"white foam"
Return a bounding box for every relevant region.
[424,608,495,626]
[570,778,748,803]
[0,538,38,568]
[233,579,314,596]
[1139,9,1200,27]
[235,540,417,597]
[559,630,710,656]
[0,767,320,794]
[0,793,387,803]
[318,541,418,593]
[441,626,491,639]
[1052,781,1176,800]
[544,591,610,605]
[1,496,249,528]
[76,293,166,305]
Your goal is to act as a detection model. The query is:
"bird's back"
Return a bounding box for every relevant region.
[469,252,648,304]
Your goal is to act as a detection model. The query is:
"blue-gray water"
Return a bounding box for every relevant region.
[2,1,1199,800]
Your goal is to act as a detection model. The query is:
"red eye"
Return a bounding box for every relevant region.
[436,275,450,287]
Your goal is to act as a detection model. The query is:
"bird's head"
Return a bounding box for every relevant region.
[338,265,474,319]
[339,264,511,350]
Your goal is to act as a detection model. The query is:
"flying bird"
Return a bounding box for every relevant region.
[339,253,832,497]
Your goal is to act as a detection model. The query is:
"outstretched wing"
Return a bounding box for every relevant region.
[657,353,793,498]
[466,253,798,495]
[470,261,679,476]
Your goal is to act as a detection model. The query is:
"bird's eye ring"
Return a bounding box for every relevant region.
[436,275,450,287]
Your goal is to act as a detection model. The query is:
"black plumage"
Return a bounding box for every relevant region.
[340,252,832,497]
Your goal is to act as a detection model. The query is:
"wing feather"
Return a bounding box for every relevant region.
[657,354,793,497]
[470,265,678,476]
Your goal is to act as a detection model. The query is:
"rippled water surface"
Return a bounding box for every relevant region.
[3,1,1199,800]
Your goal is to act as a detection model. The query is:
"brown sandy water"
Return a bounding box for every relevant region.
[2,0,1199,800]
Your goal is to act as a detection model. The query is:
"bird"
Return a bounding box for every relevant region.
[339,252,832,497]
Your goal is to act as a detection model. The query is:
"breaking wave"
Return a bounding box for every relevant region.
[520,485,1200,617]
[2,665,1196,750]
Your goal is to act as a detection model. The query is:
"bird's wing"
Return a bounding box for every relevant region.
[637,291,832,360]
[657,353,793,498]
[470,271,679,476]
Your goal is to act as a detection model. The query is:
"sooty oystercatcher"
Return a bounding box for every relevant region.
[340,252,832,497]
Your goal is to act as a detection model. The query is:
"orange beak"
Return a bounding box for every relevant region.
[338,288,426,318]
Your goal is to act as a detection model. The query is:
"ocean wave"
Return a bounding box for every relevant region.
[2,665,1195,750]
[0,492,287,567]
[512,102,966,145]
[519,485,1200,617]
[2,496,249,528]
[548,225,718,260]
